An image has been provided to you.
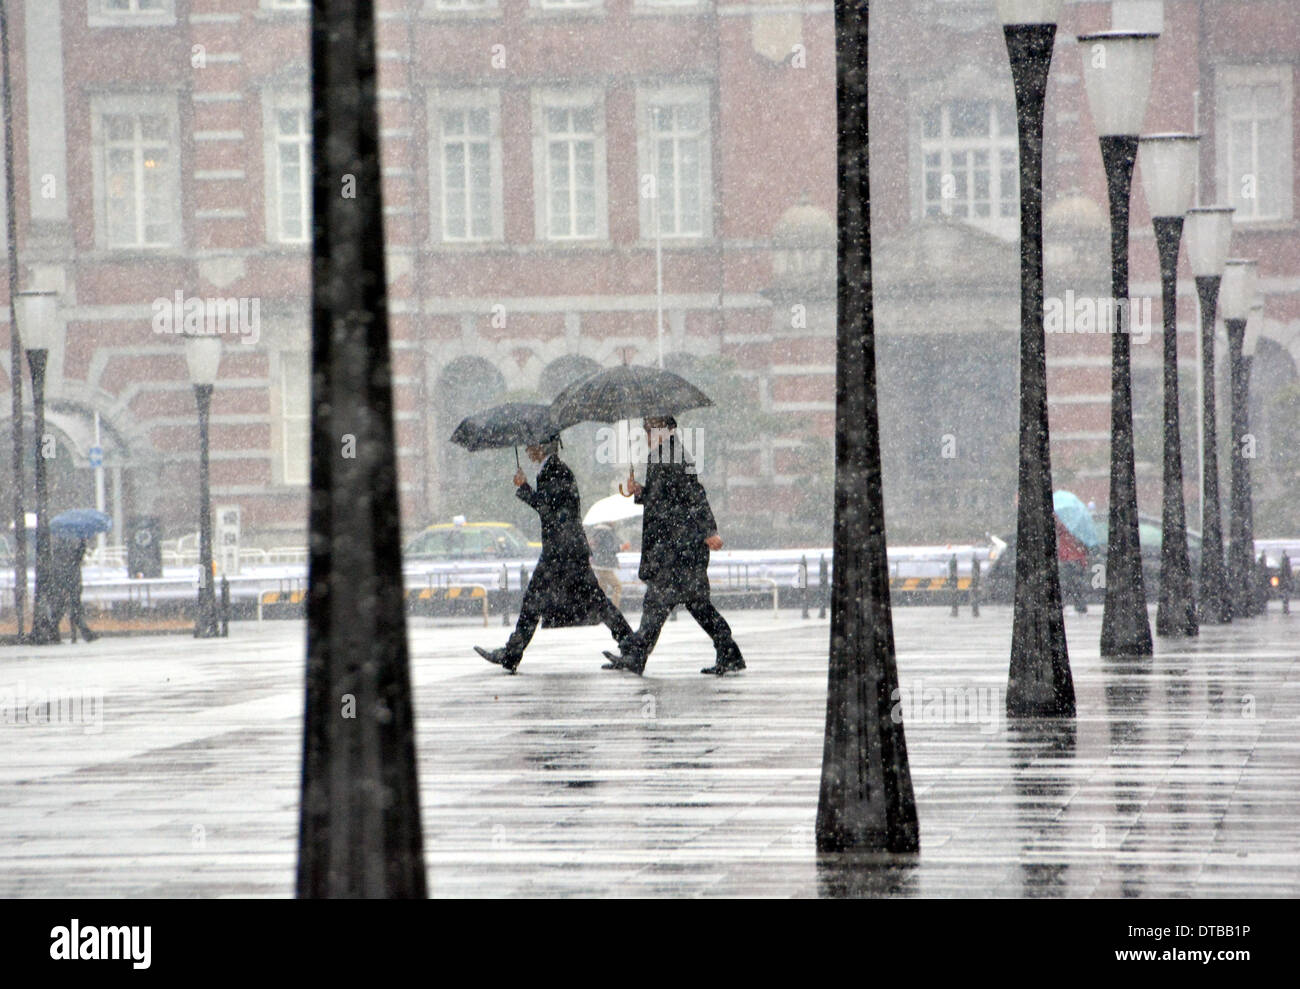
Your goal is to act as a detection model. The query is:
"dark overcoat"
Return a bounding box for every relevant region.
[517,456,607,628]
[635,434,717,604]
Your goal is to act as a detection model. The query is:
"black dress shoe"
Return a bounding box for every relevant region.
[601,650,644,675]
[701,649,746,676]
[475,645,521,673]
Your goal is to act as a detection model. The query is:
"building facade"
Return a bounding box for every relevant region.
[0,0,1296,551]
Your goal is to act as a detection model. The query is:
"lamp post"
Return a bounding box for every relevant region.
[17,290,59,644]
[1244,301,1264,615]
[185,334,221,639]
[1221,258,1258,620]
[1185,205,1234,623]
[1078,30,1158,657]
[1138,133,1199,637]
[998,0,1073,717]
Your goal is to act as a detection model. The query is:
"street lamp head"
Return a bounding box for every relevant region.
[1138,133,1199,218]
[1077,31,1159,136]
[1243,302,1264,358]
[996,0,1063,25]
[1185,206,1235,277]
[1219,259,1258,322]
[184,334,222,386]
[15,290,59,353]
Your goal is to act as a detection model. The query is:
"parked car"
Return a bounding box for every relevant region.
[985,514,1202,604]
[402,520,540,563]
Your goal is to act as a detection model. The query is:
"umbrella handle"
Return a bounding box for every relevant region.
[515,447,520,469]
[618,465,635,498]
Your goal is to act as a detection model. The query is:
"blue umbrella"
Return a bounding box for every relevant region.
[50,509,113,539]
[1053,490,1099,550]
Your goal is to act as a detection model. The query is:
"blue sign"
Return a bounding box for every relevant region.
[88,445,103,468]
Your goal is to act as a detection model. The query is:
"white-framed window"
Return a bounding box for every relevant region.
[278,351,310,486]
[634,0,707,10]
[919,98,1018,238]
[429,90,503,243]
[1216,64,1294,223]
[531,0,602,11]
[637,85,712,240]
[261,90,312,245]
[532,89,608,241]
[90,0,176,26]
[428,0,493,10]
[263,0,308,9]
[91,94,180,250]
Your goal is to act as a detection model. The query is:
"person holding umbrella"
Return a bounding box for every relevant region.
[469,431,633,673]
[46,510,111,643]
[601,416,745,676]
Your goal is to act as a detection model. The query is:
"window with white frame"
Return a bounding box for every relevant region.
[534,91,607,241]
[431,0,492,10]
[262,91,312,244]
[91,0,176,25]
[1216,64,1293,222]
[533,0,601,11]
[919,98,1018,237]
[95,98,179,249]
[638,87,712,239]
[279,351,310,486]
[265,0,308,9]
[430,92,503,242]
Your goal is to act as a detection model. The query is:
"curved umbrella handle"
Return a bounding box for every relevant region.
[618,465,636,498]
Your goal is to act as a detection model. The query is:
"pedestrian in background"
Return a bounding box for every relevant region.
[588,522,623,608]
[51,536,97,643]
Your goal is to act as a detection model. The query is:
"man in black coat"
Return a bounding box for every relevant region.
[476,438,633,672]
[50,536,97,643]
[602,416,745,676]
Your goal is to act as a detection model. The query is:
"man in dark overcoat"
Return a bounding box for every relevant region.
[602,416,745,676]
[476,438,633,672]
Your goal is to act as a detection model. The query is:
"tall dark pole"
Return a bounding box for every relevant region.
[1098,135,1153,657]
[1242,350,1259,615]
[193,383,219,638]
[26,349,55,644]
[1195,275,1230,623]
[1004,22,1073,717]
[297,0,426,897]
[1,1,27,638]
[1225,318,1253,620]
[1153,216,1197,636]
[816,0,919,855]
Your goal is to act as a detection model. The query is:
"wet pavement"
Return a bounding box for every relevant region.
[1,605,1297,897]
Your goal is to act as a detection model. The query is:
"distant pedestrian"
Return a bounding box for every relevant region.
[50,537,96,643]
[475,438,633,673]
[1280,551,1293,615]
[588,523,623,608]
[602,416,745,676]
[1056,517,1088,614]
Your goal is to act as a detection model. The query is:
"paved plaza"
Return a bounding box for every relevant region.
[1,604,1298,897]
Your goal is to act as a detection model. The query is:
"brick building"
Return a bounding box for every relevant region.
[0,0,1295,551]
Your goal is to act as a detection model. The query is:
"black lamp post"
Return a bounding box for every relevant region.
[17,290,60,645]
[998,0,1073,717]
[1243,302,1264,615]
[816,0,918,854]
[1137,133,1199,637]
[1185,205,1234,623]
[1078,30,1159,658]
[1221,258,1258,620]
[184,334,221,638]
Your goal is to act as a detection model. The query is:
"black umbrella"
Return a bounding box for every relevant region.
[550,365,712,430]
[450,403,559,468]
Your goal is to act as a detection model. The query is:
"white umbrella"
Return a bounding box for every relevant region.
[583,494,643,527]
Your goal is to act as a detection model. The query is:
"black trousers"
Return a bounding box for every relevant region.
[629,581,736,667]
[505,576,633,661]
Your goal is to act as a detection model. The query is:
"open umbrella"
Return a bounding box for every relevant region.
[583,493,644,527]
[550,365,712,430]
[1053,490,1100,550]
[450,403,559,467]
[50,509,112,539]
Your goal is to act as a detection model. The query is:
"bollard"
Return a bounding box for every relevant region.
[818,554,828,619]
[220,576,230,637]
[1281,552,1292,615]
[969,556,981,618]
[799,554,810,619]
[1258,551,1270,616]
[948,554,959,617]
[500,564,510,626]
